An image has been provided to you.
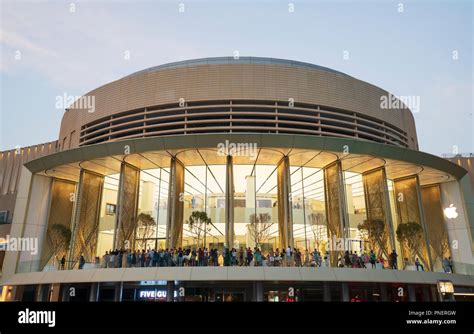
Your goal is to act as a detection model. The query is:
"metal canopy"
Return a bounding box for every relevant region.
[27,133,466,185]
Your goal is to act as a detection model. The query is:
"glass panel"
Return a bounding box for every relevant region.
[344,171,366,255]
[96,174,119,260]
[291,166,327,266]
[135,168,169,251]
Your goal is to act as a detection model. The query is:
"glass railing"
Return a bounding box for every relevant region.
[13,258,474,276]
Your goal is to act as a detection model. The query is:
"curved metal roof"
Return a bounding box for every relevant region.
[125,56,349,79]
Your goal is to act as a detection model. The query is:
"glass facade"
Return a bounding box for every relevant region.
[16,147,464,275]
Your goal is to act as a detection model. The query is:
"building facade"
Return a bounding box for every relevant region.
[1,57,474,302]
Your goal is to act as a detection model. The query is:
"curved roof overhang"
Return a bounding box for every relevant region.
[25,134,467,184]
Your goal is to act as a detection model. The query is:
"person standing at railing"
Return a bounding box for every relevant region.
[389,250,398,270]
[442,257,450,273]
[415,258,424,271]
[369,251,376,269]
[78,254,85,270]
[60,255,66,270]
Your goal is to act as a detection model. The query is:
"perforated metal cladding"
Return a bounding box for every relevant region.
[420,184,451,271]
[324,161,346,266]
[41,179,76,269]
[116,164,140,250]
[78,100,410,148]
[394,176,430,269]
[70,170,104,267]
[362,169,392,258]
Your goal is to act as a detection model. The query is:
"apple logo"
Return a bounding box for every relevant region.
[444,204,458,219]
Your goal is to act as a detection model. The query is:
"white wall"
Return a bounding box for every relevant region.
[440,180,474,271]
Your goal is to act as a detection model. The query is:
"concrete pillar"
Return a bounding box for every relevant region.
[422,285,431,302]
[407,284,416,302]
[35,284,44,302]
[49,283,61,302]
[277,156,293,249]
[11,285,24,301]
[166,281,175,302]
[253,282,263,302]
[323,282,331,302]
[114,282,123,302]
[89,282,100,302]
[380,283,388,301]
[225,155,234,248]
[166,158,185,249]
[341,282,349,302]
[61,284,70,302]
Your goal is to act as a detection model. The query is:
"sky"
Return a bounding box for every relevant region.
[0,0,472,156]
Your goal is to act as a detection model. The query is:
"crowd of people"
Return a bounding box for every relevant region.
[69,246,453,273]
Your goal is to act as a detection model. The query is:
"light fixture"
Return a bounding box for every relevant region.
[437,280,454,294]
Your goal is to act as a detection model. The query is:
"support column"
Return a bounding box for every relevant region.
[166,157,185,249]
[68,169,104,269]
[114,282,123,302]
[35,284,44,302]
[114,163,140,250]
[323,160,348,266]
[422,285,431,301]
[9,286,24,301]
[49,283,61,302]
[277,156,293,249]
[89,282,100,302]
[341,282,350,302]
[166,281,175,302]
[407,284,416,302]
[323,282,331,302]
[380,283,388,301]
[253,282,263,302]
[61,284,70,302]
[225,155,234,248]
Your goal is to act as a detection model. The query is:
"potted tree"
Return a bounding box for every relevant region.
[248,213,272,249]
[135,213,156,250]
[357,219,389,260]
[396,222,427,270]
[187,211,212,248]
